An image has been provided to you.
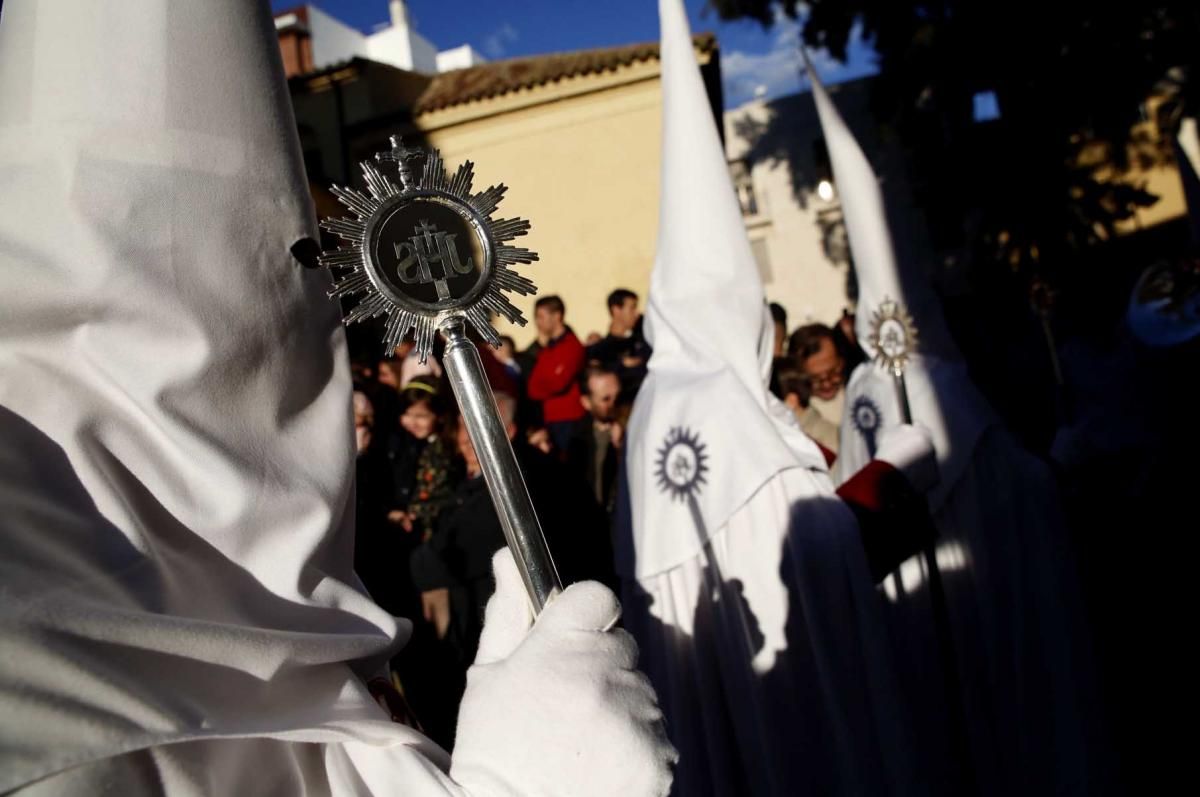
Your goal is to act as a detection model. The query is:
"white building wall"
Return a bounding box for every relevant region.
[364,27,413,70]
[725,97,852,329]
[407,30,438,73]
[307,4,368,69]
[283,2,474,76]
[436,44,486,73]
[366,26,438,73]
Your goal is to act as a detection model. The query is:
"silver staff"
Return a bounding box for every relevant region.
[868,297,976,792]
[318,136,562,613]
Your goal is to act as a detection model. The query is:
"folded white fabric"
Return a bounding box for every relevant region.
[875,423,940,494]
[452,550,677,796]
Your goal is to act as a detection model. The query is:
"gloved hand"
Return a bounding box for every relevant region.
[875,423,939,494]
[450,550,677,796]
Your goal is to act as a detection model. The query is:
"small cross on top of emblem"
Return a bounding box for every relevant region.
[375,135,424,190]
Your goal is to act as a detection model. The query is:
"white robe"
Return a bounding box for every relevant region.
[0,0,463,792]
[618,4,921,793]
[620,469,921,796]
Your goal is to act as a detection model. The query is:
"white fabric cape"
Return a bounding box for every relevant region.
[625,1,828,583]
[615,2,920,794]
[0,0,464,792]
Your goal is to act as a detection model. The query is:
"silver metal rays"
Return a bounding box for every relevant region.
[317,136,563,613]
[318,135,539,362]
[868,297,919,375]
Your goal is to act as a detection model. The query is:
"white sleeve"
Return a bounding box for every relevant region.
[11,738,470,797]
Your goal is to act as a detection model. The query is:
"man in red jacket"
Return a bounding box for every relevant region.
[527,295,587,452]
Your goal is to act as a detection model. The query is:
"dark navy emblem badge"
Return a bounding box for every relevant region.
[655,427,709,501]
[850,395,883,457]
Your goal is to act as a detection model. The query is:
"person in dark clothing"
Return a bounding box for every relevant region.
[358,371,401,456]
[832,308,867,374]
[769,357,840,453]
[586,288,652,405]
[385,427,425,515]
[515,338,542,380]
[512,345,545,437]
[495,335,523,384]
[564,363,623,516]
[410,392,615,670]
[466,330,520,398]
[351,388,411,619]
[383,375,460,540]
[788,322,864,404]
[363,376,464,749]
[374,400,465,749]
[769,301,788,357]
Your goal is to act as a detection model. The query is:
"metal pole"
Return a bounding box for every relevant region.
[893,368,913,425]
[439,317,562,613]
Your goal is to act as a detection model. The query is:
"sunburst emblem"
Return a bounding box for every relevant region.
[867,297,919,372]
[850,395,883,457]
[317,135,538,361]
[655,427,709,501]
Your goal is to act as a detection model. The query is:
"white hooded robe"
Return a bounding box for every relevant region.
[615,3,921,795]
[0,1,469,792]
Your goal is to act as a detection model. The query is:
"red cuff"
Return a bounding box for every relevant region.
[837,459,937,584]
[836,459,899,513]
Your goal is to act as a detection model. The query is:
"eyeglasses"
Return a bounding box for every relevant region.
[806,364,844,388]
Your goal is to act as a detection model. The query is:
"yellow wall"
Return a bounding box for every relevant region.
[415,62,668,347]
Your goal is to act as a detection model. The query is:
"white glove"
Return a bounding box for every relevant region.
[450,550,677,796]
[875,423,940,494]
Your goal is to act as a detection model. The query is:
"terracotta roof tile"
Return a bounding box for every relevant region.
[415,33,716,113]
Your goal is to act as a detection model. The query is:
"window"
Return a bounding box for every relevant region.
[750,237,772,283]
[730,159,759,217]
[817,207,850,266]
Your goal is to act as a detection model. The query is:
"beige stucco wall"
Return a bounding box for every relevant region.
[415,62,667,347]
[413,53,865,347]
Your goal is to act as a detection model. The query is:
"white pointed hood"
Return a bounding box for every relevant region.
[621,0,827,579]
[0,0,436,788]
[805,58,956,361]
[805,64,992,508]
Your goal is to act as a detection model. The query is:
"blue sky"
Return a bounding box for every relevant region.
[269,0,879,107]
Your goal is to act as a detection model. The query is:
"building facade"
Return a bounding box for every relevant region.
[282,16,721,347]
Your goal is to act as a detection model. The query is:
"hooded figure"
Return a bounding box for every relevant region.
[614,2,939,794]
[0,1,674,794]
[809,64,1107,795]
